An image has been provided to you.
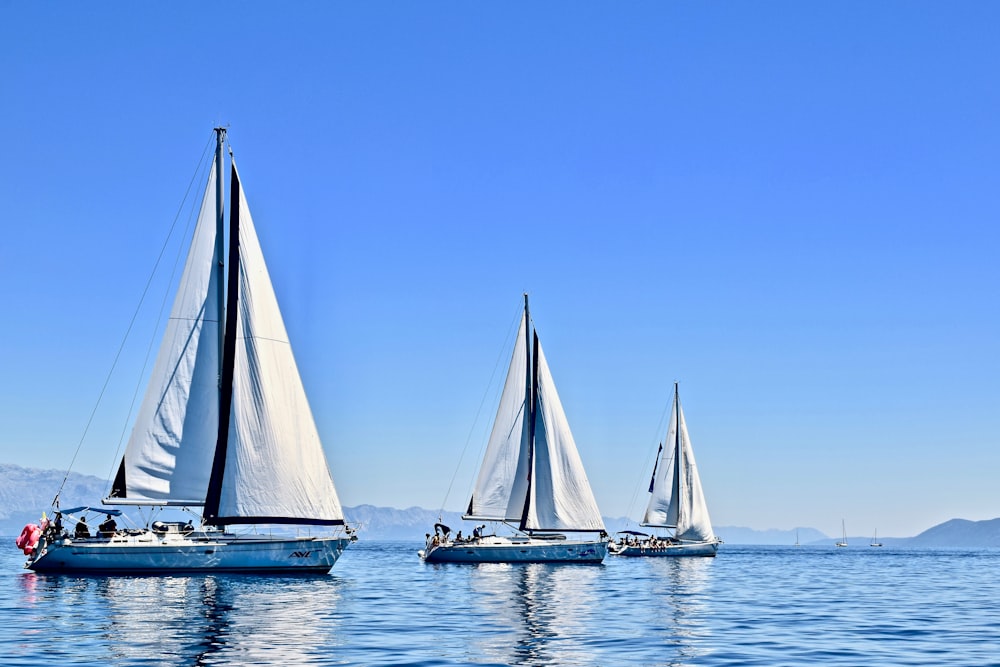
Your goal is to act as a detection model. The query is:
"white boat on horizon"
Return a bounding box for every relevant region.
[871,529,883,547]
[610,383,721,558]
[836,520,848,547]
[420,295,609,564]
[23,129,353,574]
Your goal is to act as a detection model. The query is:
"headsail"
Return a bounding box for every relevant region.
[204,162,344,525]
[109,165,221,504]
[642,385,715,542]
[521,336,605,532]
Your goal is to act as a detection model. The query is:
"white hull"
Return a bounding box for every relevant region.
[420,536,607,564]
[610,540,719,558]
[26,531,350,574]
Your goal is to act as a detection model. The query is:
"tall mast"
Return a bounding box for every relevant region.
[204,142,241,525]
[519,293,536,532]
[672,382,682,518]
[213,127,227,380]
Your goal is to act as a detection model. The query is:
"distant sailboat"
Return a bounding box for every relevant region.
[836,520,848,547]
[870,529,883,547]
[610,383,721,557]
[420,295,608,563]
[23,129,353,573]
[795,529,801,547]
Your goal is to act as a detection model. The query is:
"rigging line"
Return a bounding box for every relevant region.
[437,301,524,518]
[51,131,217,508]
[622,379,676,527]
[103,138,216,491]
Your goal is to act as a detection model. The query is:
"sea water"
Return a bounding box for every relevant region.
[2,542,998,666]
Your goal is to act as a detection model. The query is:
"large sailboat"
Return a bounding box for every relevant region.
[23,129,353,573]
[420,295,609,564]
[611,383,721,557]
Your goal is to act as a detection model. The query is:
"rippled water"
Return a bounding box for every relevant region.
[3,542,999,665]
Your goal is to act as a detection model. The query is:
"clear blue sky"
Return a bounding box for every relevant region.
[1,3,997,538]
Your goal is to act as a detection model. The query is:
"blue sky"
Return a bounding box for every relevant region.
[1,3,997,537]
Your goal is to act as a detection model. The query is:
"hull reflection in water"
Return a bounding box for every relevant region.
[17,569,346,665]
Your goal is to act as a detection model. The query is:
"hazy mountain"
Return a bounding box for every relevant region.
[0,463,109,534]
[2,465,998,547]
[907,518,1000,548]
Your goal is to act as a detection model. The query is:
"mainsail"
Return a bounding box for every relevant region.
[522,337,605,532]
[465,297,604,533]
[642,385,715,542]
[205,163,344,525]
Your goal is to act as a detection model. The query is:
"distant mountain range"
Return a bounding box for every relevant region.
[2,464,999,547]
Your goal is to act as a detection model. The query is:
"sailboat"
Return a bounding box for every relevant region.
[870,529,883,547]
[23,129,353,573]
[611,383,721,557]
[836,520,848,547]
[420,295,609,563]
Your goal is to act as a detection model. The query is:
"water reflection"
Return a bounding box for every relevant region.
[16,572,345,666]
[467,563,601,665]
[645,557,714,666]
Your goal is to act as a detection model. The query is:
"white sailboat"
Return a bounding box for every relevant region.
[24,129,353,573]
[836,520,848,547]
[870,529,883,547]
[611,383,721,557]
[420,295,609,563]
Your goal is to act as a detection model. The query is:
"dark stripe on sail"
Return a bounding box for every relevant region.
[648,442,662,493]
[209,516,346,526]
[519,330,539,533]
[203,161,241,524]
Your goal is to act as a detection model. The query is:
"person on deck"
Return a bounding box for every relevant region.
[98,515,117,538]
[74,517,90,538]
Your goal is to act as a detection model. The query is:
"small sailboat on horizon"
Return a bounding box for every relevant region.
[21,129,354,574]
[836,519,848,547]
[610,383,721,557]
[870,529,883,547]
[420,295,609,564]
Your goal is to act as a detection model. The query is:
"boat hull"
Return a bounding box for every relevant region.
[26,533,351,574]
[611,540,719,558]
[421,537,607,564]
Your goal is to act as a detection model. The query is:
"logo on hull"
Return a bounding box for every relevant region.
[289,550,314,558]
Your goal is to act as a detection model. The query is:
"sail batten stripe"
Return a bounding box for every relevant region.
[208,516,346,526]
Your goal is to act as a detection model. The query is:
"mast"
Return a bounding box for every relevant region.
[203,146,241,525]
[672,382,682,524]
[213,128,226,381]
[519,293,536,532]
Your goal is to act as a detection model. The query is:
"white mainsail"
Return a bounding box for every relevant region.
[642,387,715,542]
[113,167,221,503]
[213,164,344,524]
[466,314,531,522]
[522,341,605,532]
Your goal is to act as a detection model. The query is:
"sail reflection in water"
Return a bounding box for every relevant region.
[468,563,601,665]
